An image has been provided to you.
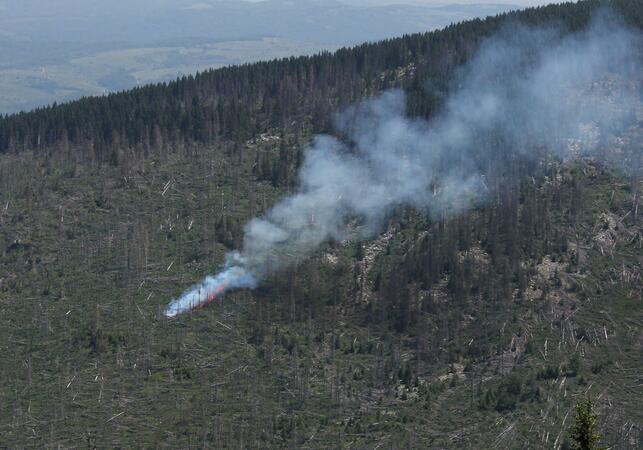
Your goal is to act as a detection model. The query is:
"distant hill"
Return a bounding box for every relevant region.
[3,0,640,160]
[0,0,519,114]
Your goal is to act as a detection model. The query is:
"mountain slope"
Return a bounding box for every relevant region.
[1,135,640,448]
[2,0,641,156]
[0,0,518,114]
[0,0,641,448]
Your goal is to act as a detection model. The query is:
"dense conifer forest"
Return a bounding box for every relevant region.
[0,0,641,448]
[1,0,641,160]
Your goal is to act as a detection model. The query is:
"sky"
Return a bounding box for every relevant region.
[0,0,554,15]
[341,0,550,4]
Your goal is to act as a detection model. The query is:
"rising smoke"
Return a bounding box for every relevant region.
[164,10,641,317]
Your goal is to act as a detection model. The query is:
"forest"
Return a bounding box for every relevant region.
[1,0,641,160]
[0,0,641,448]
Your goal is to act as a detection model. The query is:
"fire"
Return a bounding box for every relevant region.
[196,285,226,310]
[164,262,257,317]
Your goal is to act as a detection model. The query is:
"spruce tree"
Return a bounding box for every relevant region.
[569,397,603,450]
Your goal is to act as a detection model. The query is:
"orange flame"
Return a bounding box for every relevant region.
[195,284,227,311]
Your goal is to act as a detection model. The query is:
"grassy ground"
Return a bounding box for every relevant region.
[0,140,640,448]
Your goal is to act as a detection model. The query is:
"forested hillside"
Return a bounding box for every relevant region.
[0,0,641,448]
[1,0,641,160]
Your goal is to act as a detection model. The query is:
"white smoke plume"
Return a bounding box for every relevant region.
[165,10,641,317]
[164,252,256,317]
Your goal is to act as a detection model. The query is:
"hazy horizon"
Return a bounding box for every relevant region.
[0,0,549,114]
